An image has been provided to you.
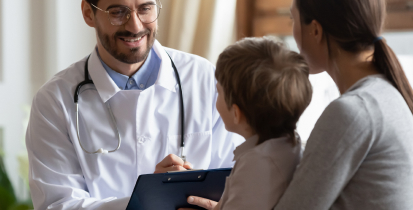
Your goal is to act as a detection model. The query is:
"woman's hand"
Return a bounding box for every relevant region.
[178,196,219,210]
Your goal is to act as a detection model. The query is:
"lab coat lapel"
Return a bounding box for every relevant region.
[88,50,121,103]
[152,40,177,93]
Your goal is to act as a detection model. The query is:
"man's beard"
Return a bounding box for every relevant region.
[97,26,157,64]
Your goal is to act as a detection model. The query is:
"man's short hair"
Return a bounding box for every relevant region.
[85,0,99,13]
[215,37,313,145]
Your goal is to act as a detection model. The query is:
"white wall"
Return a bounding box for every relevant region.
[56,1,96,72]
[0,0,96,200]
[385,32,413,86]
[0,0,31,200]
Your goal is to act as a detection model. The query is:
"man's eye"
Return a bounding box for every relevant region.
[110,11,122,15]
[139,5,153,13]
[109,8,127,16]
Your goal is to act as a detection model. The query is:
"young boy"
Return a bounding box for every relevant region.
[181,37,313,210]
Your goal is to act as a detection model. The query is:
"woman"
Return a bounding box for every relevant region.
[273,0,413,209]
[184,0,413,209]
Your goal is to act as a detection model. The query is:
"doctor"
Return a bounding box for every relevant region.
[25,0,243,209]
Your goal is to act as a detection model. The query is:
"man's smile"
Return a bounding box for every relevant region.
[119,34,145,42]
[118,34,147,48]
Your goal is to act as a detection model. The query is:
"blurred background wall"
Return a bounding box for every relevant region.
[0,0,412,203]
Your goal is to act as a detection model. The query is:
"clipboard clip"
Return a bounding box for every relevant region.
[163,171,208,183]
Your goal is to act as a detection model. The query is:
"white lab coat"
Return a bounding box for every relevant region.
[26,40,243,210]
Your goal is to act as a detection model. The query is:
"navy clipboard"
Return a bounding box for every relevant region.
[126,168,231,210]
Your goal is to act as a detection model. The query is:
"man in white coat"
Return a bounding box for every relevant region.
[25,0,243,209]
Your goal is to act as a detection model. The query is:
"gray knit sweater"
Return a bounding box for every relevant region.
[274,75,413,210]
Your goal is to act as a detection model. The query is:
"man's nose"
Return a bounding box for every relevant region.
[124,11,144,34]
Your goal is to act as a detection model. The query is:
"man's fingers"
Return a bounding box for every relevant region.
[187,196,218,210]
[154,154,194,173]
[156,154,184,168]
[154,165,187,174]
[183,161,193,170]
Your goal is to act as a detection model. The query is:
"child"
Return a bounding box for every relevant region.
[180,37,313,210]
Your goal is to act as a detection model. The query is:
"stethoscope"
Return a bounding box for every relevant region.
[73,52,186,161]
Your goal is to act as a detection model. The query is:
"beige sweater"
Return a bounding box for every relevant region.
[219,135,301,210]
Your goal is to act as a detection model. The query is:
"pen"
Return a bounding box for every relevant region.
[180,146,186,162]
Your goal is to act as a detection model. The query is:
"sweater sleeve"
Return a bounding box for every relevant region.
[274,95,375,210]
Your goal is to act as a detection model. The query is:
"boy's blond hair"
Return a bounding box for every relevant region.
[215,37,312,145]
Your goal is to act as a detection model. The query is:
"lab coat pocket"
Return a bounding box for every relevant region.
[167,131,212,169]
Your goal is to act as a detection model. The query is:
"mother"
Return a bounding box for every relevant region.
[274,0,413,209]
[188,0,413,209]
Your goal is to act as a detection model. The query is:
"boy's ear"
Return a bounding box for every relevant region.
[82,0,96,28]
[231,104,243,125]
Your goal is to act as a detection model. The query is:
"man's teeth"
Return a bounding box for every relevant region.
[124,36,144,42]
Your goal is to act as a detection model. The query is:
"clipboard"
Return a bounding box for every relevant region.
[126,168,232,210]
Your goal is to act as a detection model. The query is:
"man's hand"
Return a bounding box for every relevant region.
[154,154,193,173]
[178,196,219,210]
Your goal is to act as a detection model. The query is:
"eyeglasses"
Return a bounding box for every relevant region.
[91,1,162,26]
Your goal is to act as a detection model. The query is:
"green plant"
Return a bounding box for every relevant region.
[0,155,33,210]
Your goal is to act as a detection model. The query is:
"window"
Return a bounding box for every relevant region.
[386,0,413,31]
[236,0,413,38]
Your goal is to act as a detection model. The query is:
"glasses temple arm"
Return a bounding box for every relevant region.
[90,3,109,13]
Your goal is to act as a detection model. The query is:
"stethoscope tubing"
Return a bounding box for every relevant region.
[166,53,186,161]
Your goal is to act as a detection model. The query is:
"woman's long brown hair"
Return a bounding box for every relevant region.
[296,0,413,114]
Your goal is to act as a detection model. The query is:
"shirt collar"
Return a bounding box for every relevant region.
[97,48,160,90]
[88,40,177,103]
[132,49,155,89]
[233,135,259,161]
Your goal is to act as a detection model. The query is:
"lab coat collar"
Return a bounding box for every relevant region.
[152,40,177,93]
[88,49,120,103]
[88,40,177,103]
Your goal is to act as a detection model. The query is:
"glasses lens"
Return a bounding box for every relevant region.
[108,6,129,25]
[138,4,160,24]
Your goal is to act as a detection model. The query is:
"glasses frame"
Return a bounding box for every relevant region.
[90,1,162,26]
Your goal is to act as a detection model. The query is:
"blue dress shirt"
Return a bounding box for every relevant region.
[97,48,161,90]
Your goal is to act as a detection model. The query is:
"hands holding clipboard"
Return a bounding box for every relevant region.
[123,154,228,210]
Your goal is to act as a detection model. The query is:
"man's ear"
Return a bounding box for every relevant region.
[231,104,243,125]
[310,19,324,44]
[82,0,95,28]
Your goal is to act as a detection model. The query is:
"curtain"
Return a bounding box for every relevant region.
[157,0,237,64]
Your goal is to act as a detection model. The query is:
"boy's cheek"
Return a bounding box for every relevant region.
[216,99,232,131]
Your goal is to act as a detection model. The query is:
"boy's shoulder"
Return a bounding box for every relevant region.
[239,137,301,170]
